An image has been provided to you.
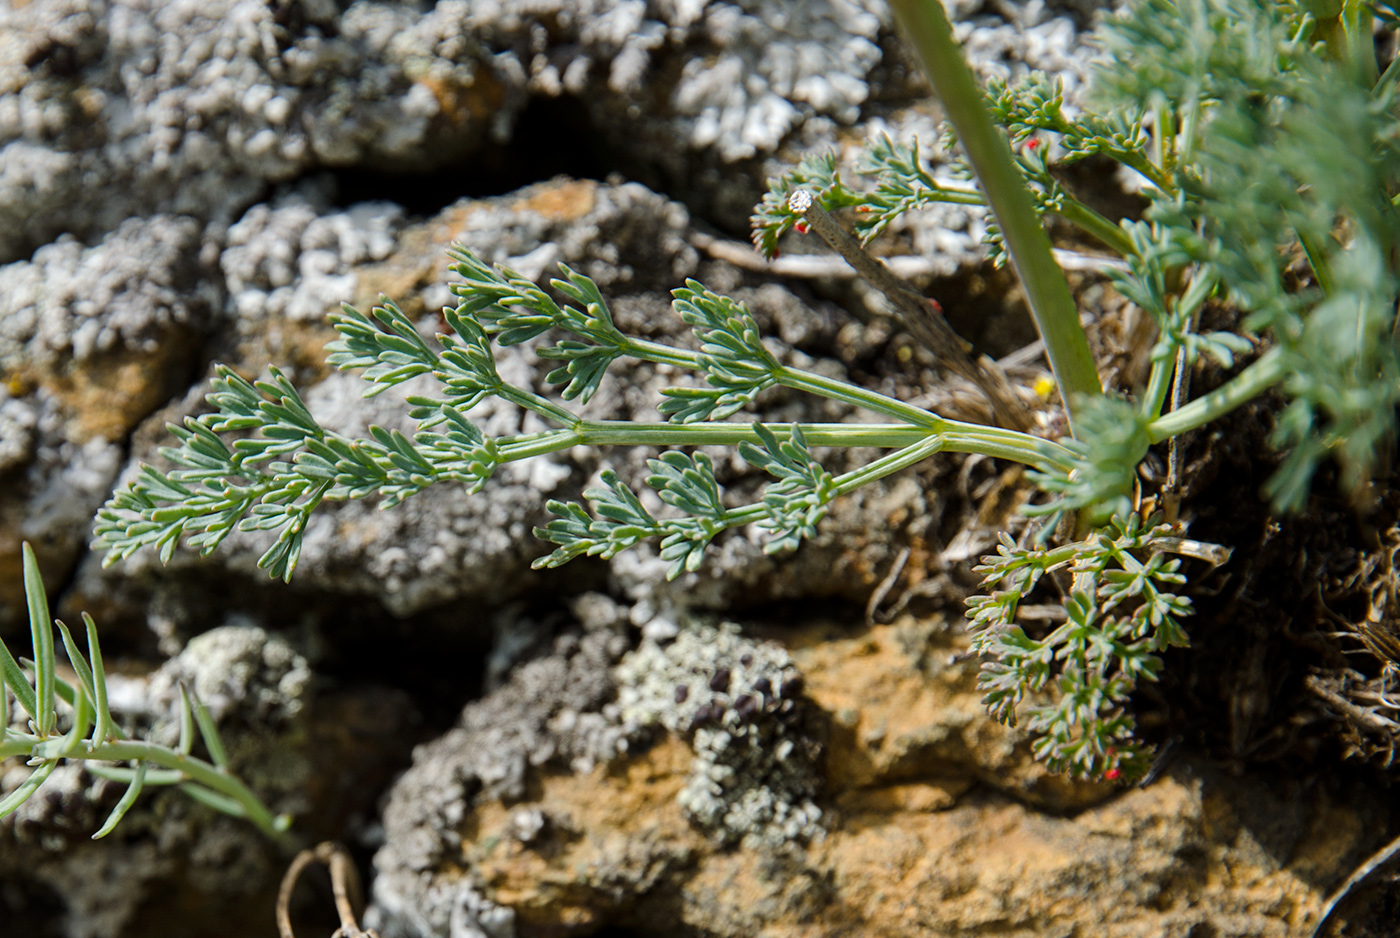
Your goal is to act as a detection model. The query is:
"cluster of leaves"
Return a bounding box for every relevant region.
[966,516,1196,779]
[750,140,984,257]
[535,424,838,578]
[97,243,1030,585]
[753,0,1400,773]
[93,356,500,583]
[760,0,1400,517]
[1,545,286,838]
[1095,0,1400,508]
[751,78,1146,266]
[1025,395,1150,528]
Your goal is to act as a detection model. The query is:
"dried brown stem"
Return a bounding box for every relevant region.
[277,841,378,938]
[786,189,1034,432]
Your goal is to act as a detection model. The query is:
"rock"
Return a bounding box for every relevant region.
[0,213,217,628]
[0,0,1105,261]
[368,612,1387,938]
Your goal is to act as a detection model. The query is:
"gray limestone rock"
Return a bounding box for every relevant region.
[368,608,630,937]
[616,620,823,849]
[0,214,218,374]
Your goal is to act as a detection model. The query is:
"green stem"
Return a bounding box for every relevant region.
[773,365,946,428]
[1141,353,1174,422]
[940,428,1072,470]
[1054,200,1136,257]
[911,185,987,207]
[1146,347,1285,442]
[887,0,1102,434]
[706,434,963,532]
[624,337,706,371]
[2,734,289,840]
[1141,266,1218,420]
[496,385,581,429]
[1110,146,1174,194]
[494,419,1072,473]
[829,433,951,493]
[99,741,286,838]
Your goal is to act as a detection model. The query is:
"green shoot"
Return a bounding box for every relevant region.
[1,544,290,840]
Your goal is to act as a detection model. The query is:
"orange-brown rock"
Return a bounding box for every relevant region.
[433,617,1385,938]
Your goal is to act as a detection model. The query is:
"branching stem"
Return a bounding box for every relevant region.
[1146,347,1285,442]
[886,0,1102,435]
[495,419,1072,474]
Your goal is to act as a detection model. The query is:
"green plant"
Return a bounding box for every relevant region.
[91,0,1400,779]
[967,515,1220,778]
[1,543,289,839]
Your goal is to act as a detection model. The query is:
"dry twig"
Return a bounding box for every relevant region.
[787,189,1034,432]
[277,842,378,938]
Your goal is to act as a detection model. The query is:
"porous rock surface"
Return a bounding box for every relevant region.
[4,2,1379,938]
[371,612,1382,937]
[0,0,1037,263]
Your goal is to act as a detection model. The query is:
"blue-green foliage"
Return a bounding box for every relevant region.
[967,516,1195,778]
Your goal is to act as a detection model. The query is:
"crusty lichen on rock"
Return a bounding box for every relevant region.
[616,619,823,848]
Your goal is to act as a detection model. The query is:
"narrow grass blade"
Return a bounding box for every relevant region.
[84,614,114,746]
[177,683,194,755]
[87,764,183,785]
[92,762,146,839]
[28,680,91,762]
[62,679,93,750]
[0,636,36,723]
[178,782,247,818]
[54,619,98,707]
[188,688,227,768]
[0,759,57,819]
[21,543,55,736]
[23,661,76,709]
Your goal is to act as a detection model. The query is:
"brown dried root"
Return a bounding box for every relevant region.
[277,842,379,938]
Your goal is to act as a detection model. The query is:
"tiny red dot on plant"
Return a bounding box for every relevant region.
[1103,767,1122,781]
[794,222,810,234]
[1026,138,1040,150]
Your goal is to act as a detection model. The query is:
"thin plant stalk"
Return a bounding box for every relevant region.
[886,0,1102,434]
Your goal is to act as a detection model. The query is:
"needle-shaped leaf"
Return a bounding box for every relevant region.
[83,614,114,746]
[54,619,97,712]
[92,762,147,840]
[179,783,247,818]
[177,683,195,756]
[188,687,228,769]
[0,760,57,820]
[88,764,184,786]
[22,544,55,737]
[0,634,36,724]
